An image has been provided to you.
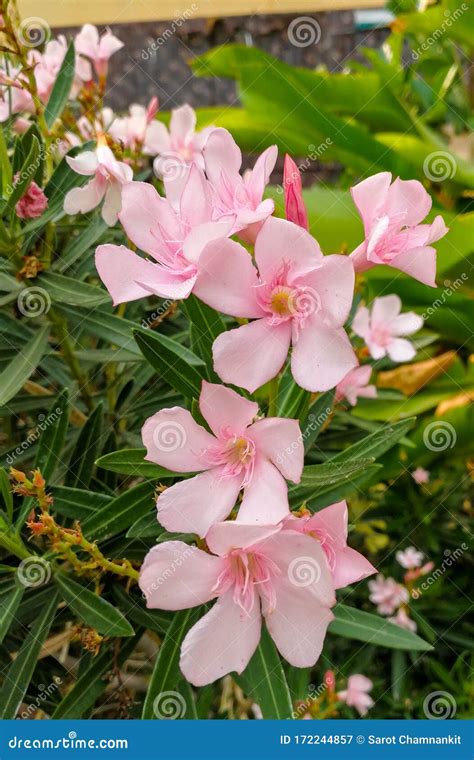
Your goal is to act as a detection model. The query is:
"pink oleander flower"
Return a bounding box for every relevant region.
[141,381,304,537]
[283,154,308,230]
[335,365,377,406]
[139,521,336,686]
[396,546,424,570]
[352,294,423,362]
[108,99,166,155]
[412,466,430,484]
[203,128,277,242]
[75,24,123,78]
[388,607,417,632]
[194,216,357,393]
[338,674,374,716]
[350,172,448,287]
[368,574,409,615]
[95,165,233,302]
[283,501,376,589]
[64,143,133,226]
[15,180,48,219]
[152,104,215,176]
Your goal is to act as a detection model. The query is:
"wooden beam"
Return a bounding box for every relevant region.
[18,0,384,27]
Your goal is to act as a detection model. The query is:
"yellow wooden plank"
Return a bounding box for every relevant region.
[18,0,384,27]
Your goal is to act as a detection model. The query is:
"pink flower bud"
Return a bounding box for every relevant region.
[283,154,308,230]
[15,181,48,220]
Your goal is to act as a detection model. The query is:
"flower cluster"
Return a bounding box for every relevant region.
[368,546,434,632]
[0,16,450,693]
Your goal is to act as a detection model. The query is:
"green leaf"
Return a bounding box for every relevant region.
[0,325,49,408]
[0,467,13,522]
[0,590,59,718]
[329,604,433,651]
[0,580,25,645]
[330,417,415,463]
[54,216,108,273]
[305,463,382,511]
[35,389,69,481]
[126,511,162,538]
[181,294,226,378]
[51,486,110,521]
[95,448,179,479]
[52,634,140,718]
[301,391,334,453]
[142,608,198,719]
[134,328,205,400]
[7,135,41,209]
[54,573,134,637]
[113,586,171,634]
[290,459,375,504]
[44,40,75,128]
[57,304,141,356]
[41,272,110,307]
[237,626,293,719]
[65,402,103,489]
[81,481,155,542]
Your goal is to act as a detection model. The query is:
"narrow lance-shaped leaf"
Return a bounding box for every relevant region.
[54,573,134,637]
[44,40,75,128]
[134,328,205,400]
[0,581,25,645]
[81,480,156,542]
[66,402,104,489]
[0,589,59,719]
[330,417,415,463]
[329,603,433,651]
[236,626,293,719]
[95,448,180,479]
[35,388,69,481]
[0,325,49,408]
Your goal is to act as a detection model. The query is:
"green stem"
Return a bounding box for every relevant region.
[0,532,32,561]
[48,308,94,411]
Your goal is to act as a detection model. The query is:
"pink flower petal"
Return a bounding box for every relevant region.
[254,217,323,282]
[371,294,401,324]
[141,407,217,472]
[64,176,105,215]
[350,172,392,234]
[119,181,180,258]
[248,417,303,483]
[180,590,261,686]
[238,457,290,525]
[387,338,416,362]
[156,467,243,538]
[139,541,224,610]
[193,237,264,318]
[246,145,278,206]
[385,177,432,227]
[206,522,282,557]
[65,150,98,176]
[291,320,357,392]
[95,244,196,305]
[213,319,292,393]
[204,128,242,187]
[304,255,355,328]
[170,104,196,144]
[199,380,258,437]
[392,246,437,287]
